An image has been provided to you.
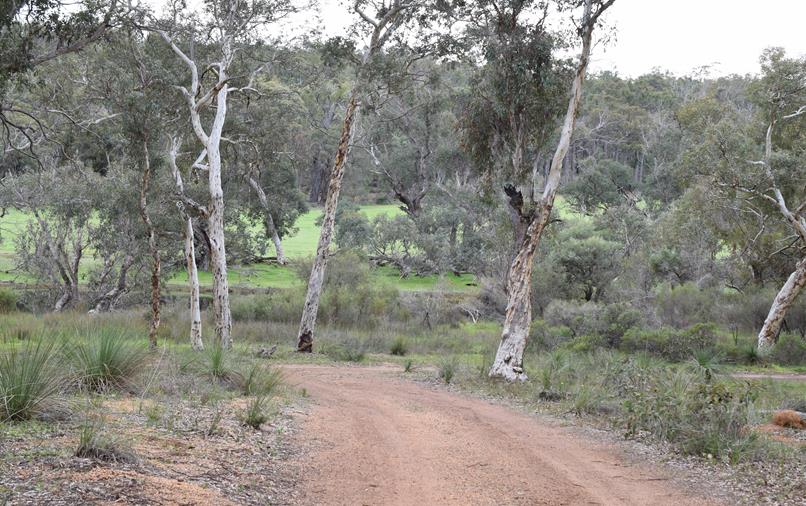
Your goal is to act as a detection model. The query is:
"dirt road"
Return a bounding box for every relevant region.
[282,365,719,506]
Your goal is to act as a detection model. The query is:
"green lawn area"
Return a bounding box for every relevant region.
[0,204,477,292]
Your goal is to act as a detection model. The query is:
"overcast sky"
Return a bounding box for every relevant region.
[304,0,806,77]
[151,0,806,78]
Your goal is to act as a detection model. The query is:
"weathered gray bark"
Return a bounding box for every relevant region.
[168,139,204,351]
[92,253,134,312]
[490,0,614,381]
[758,257,806,351]
[139,138,160,351]
[297,94,359,352]
[247,173,287,264]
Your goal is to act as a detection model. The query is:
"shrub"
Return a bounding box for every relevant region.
[322,338,366,362]
[770,334,806,366]
[0,340,63,421]
[403,359,413,373]
[620,323,718,361]
[544,300,604,338]
[241,395,270,429]
[528,319,573,350]
[389,336,408,356]
[72,330,148,391]
[241,364,283,396]
[75,415,137,463]
[0,288,18,313]
[654,283,716,328]
[438,357,458,384]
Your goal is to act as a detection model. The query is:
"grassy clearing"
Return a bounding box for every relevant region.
[1,204,477,292]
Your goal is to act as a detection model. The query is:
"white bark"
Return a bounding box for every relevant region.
[168,139,204,351]
[758,257,806,352]
[755,106,806,351]
[160,30,233,348]
[490,0,614,381]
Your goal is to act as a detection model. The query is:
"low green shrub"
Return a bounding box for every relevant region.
[770,334,806,366]
[620,323,718,361]
[322,338,366,362]
[71,330,148,391]
[242,364,283,396]
[0,288,18,313]
[0,340,63,421]
[75,415,137,463]
[241,395,271,429]
[438,357,458,384]
[389,336,408,356]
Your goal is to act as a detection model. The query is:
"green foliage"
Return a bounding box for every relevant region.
[241,364,283,397]
[654,283,716,328]
[771,334,806,366]
[241,395,271,430]
[71,330,148,391]
[389,336,408,356]
[0,288,17,313]
[620,324,718,362]
[322,338,366,362]
[403,359,414,373]
[0,340,63,421]
[438,356,458,384]
[75,414,137,463]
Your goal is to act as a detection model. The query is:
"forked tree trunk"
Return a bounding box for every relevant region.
[297,94,358,352]
[490,0,609,381]
[93,253,134,312]
[140,139,160,350]
[185,216,204,350]
[758,257,806,351]
[247,174,287,264]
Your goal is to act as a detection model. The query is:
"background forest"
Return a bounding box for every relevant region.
[1,0,806,503]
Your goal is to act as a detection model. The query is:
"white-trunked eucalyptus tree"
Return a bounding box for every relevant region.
[749,50,806,352]
[487,0,616,381]
[168,137,204,351]
[151,0,294,348]
[296,0,422,352]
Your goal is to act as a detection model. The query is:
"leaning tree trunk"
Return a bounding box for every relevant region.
[247,174,287,264]
[93,254,134,312]
[490,0,606,381]
[758,257,806,352]
[140,139,160,351]
[297,94,358,352]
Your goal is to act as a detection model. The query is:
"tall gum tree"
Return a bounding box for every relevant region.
[489,0,616,381]
[296,0,419,352]
[152,0,293,348]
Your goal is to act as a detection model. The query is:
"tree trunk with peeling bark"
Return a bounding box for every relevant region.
[490,0,612,381]
[92,253,134,312]
[297,94,358,352]
[139,139,160,350]
[758,257,806,351]
[168,138,203,351]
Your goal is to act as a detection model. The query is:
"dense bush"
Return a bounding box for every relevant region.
[0,288,18,313]
[770,334,806,366]
[620,323,718,361]
[654,283,716,328]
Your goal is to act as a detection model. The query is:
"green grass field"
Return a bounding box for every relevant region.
[0,204,477,292]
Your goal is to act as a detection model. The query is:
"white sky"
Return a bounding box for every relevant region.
[306,0,806,77]
[150,0,806,78]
